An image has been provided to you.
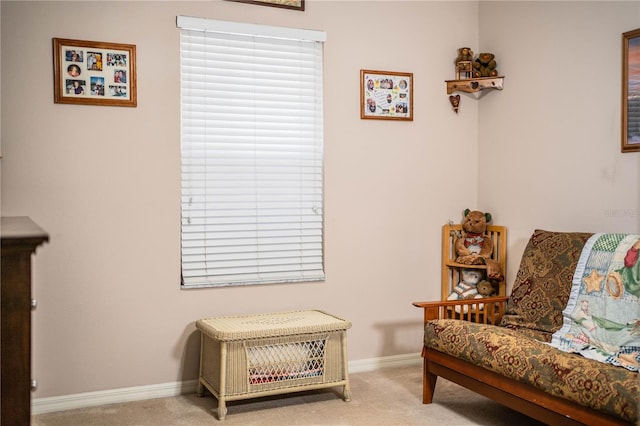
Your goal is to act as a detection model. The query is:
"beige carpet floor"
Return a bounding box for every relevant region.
[33,365,545,426]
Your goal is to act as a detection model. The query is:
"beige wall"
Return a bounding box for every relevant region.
[478,1,640,268]
[1,0,479,398]
[0,0,638,400]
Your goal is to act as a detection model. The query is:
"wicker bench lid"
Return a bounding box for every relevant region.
[197,309,351,341]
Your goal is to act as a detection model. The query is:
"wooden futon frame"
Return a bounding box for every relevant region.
[413,298,631,426]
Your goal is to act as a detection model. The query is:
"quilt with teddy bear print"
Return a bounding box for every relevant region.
[550,233,640,371]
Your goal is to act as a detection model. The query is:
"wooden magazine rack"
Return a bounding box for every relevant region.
[441,223,507,299]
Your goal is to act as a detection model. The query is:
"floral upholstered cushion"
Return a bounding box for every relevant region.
[499,229,593,342]
[424,319,639,422]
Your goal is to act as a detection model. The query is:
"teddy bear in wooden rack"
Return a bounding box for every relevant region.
[454,209,503,282]
[447,268,495,313]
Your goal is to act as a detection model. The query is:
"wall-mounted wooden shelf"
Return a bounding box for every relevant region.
[445,76,504,94]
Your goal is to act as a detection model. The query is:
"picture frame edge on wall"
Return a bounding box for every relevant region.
[360,69,414,121]
[622,28,640,153]
[225,0,305,11]
[52,37,137,108]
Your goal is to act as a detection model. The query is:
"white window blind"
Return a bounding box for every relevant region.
[178,16,326,288]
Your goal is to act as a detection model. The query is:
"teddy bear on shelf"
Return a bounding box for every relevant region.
[456,47,474,63]
[447,268,486,313]
[472,52,498,78]
[454,209,503,281]
[455,47,474,71]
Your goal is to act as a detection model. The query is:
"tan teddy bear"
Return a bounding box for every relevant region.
[476,279,497,296]
[454,209,503,281]
[455,47,474,71]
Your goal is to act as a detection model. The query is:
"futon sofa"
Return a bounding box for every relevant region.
[414,230,639,425]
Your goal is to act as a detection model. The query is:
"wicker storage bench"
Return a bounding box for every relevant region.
[196,309,352,420]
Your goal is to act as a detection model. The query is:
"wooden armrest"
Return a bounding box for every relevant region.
[412,296,508,308]
[412,296,508,324]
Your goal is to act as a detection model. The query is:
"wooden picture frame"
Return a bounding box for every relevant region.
[53,38,137,107]
[360,69,413,121]
[226,0,305,11]
[622,28,640,152]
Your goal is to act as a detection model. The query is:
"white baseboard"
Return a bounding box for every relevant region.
[32,353,421,415]
[32,380,199,415]
[347,352,421,373]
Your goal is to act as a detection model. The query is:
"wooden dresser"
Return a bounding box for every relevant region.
[1,217,48,426]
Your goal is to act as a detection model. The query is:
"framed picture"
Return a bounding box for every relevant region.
[226,0,304,11]
[622,28,640,152]
[360,69,413,121]
[53,38,136,107]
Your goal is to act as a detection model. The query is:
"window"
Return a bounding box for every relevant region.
[178,16,326,288]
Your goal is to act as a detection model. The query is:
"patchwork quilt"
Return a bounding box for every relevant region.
[550,233,640,371]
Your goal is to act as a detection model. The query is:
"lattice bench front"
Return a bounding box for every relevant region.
[196,310,352,420]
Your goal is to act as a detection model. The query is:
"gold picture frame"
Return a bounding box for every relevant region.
[360,69,413,121]
[53,38,137,107]
[226,0,305,11]
[622,28,640,152]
